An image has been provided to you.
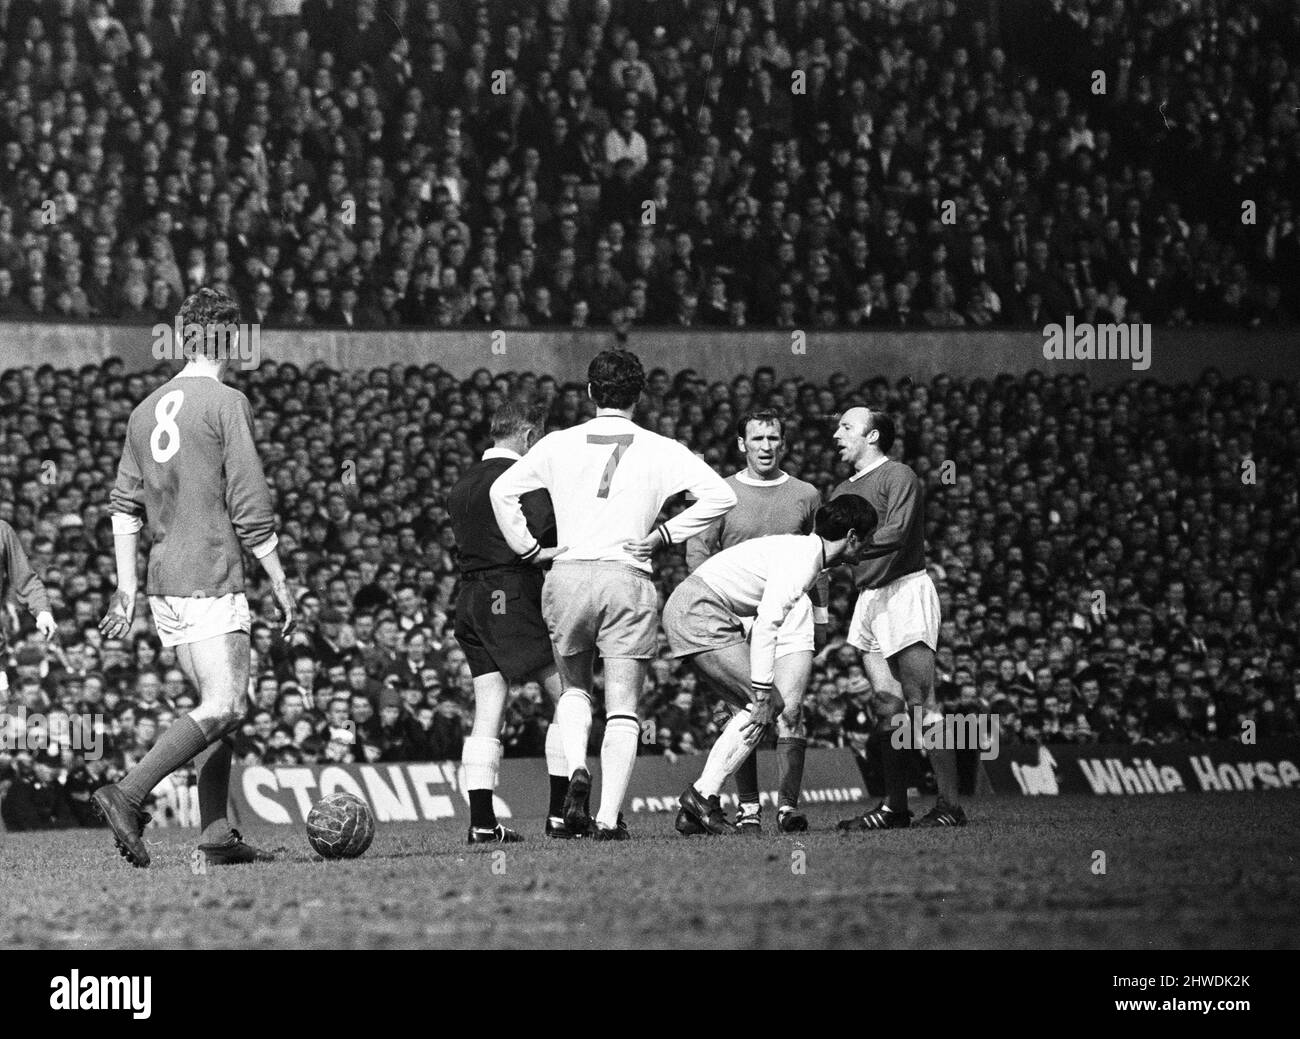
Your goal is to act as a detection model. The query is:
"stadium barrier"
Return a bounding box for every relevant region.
[982,737,1300,796]
[3,321,1297,386]
[228,748,865,827]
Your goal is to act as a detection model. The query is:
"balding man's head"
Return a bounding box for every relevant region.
[833,407,895,467]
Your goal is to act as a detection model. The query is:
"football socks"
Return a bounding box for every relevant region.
[922,708,962,808]
[119,714,211,807]
[194,734,235,844]
[696,708,754,798]
[776,736,807,810]
[595,714,640,830]
[544,722,568,817]
[555,688,593,778]
[463,735,502,830]
[879,715,910,813]
[734,748,760,807]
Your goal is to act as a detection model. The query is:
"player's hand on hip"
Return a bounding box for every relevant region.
[813,621,828,652]
[272,578,296,636]
[529,545,567,566]
[98,589,136,638]
[36,610,58,642]
[622,533,661,561]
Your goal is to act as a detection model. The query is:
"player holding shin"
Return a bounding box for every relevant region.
[447,400,570,843]
[94,288,296,868]
[830,408,966,829]
[665,496,885,835]
[682,409,822,835]
[491,351,735,840]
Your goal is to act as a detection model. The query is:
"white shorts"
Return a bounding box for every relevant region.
[148,593,251,648]
[740,593,815,658]
[847,571,940,658]
[543,561,659,659]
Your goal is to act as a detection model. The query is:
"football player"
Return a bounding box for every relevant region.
[492,350,735,840]
[94,288,296,867]
[663,495,886,834]
[830,408,966,829]
[680,409,823,835]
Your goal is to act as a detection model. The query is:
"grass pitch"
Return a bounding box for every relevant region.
[2,793,1297,949]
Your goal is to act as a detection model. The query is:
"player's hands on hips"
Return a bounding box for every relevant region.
[99,588,136,639]
[743,686,785,741]
[529,545,567,566]
[271,577,296,637]
[35,610,58,642]
[623,531,662,561]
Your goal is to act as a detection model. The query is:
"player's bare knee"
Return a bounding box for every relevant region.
[192,699,242,738]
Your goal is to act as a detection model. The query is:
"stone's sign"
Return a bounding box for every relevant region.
[230,749,866,824]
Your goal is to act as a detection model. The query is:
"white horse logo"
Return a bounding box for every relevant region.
[1011,746,1059,795]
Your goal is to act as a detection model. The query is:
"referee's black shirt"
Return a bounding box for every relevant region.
[447,448,556,574]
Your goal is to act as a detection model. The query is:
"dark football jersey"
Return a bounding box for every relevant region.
[109,372,276,596]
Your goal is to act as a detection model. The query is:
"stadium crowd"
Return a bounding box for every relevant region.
[2,356,1298,828]
[0,0,1297,333]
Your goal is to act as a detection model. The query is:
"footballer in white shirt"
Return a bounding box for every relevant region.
[661,495,887,834]
[490,350,736,839]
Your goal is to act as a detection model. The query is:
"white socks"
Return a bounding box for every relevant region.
[544,716,567,779]
[462,735,501,792]
[696,708,755,798]
[596,715,640,829]
[556,689,593,777]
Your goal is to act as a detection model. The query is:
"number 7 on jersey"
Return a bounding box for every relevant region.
[587,433,634,498]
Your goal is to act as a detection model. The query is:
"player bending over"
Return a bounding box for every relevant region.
[682,409,823,835]
[830,408,966,829]
[447,400,569,843]
[666,495,883,835]
[94,288,295,868]
[491,350,736,840]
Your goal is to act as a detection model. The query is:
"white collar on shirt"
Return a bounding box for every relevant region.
[175,365,221,381]
[483,447,521,461]
[735,470,789,487]
[848,455,889,482]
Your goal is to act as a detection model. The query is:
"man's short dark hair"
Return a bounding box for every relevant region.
[177,286,240,330]
[176,287,241,360]
[736,408,783,440]
[490,398,545,441]
[587,349,645,409]
[814,495,878,541]
[866,409,896,453]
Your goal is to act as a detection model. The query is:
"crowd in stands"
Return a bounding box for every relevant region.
[2,355,1298,828]
[0,0,1298,334]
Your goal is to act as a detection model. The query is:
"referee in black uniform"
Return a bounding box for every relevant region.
[448,401,569,843]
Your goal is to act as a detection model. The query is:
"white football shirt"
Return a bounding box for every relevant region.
[490,413,737,571]
[692,532,827,687]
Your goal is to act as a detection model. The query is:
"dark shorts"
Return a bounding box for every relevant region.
[454,568,555,682]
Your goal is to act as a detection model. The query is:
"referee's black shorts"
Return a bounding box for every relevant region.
[454,567,554,682]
